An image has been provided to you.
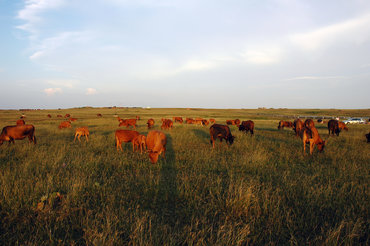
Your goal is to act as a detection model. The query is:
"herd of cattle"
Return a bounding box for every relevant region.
[0,114,369,164]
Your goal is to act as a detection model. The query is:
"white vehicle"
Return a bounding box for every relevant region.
[343,118,365,124]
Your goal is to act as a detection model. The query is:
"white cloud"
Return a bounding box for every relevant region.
[86,88,97,95]
[44,87,62,96]
[290,13,370,51]
[17,0,65,35]
[241,46,283,65]
[46,79,79,88]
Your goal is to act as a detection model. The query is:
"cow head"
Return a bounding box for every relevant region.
[228,135,235,145]
[148,150,161,164]
[238,125,245,131]
[317,139,327,152]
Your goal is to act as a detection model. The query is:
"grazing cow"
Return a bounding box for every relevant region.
[202,119,209,126]
[293,119,304,136]
[64,114,70,118]
[209,124,235,148]
[278,120,293,130]
[328,119,340,136]
[59,121,72,129]
[186,118,194,124]
[74,127,89,142]
[119,119,137,129]
[57,115,63,118]
[304,119,315,128]
[194,119,205,126]
[239,120,254,136]
[147,118,155,129]
[69,117,77,122]
[365,132,370,143]
[16,119,25,126]
[161,119,173,130]
[97,113,102,117]
[226,119,241,127]
[209,119,216,124]
[338,122,348,132]
[115,130,140,151]
[133,134,147,153]
[299,126,326,154]
[0,124,36,145]
[173,117,183,124]
[146,131,167,164]
[47,114,52,118]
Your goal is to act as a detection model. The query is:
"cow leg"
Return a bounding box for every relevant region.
[309,140,315,155]
[74,134,78,142]
[86,135,88,142]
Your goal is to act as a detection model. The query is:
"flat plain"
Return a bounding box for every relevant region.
[0,107,369,245]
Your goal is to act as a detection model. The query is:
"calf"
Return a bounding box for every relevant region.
[59,121,71,129]
[328,119,340,136]
[278,120,293,130]
[210,124,235,148]
[146,131,167,164]
[115,130,140,151]
[147,118,155,129]
[0,124,36,145]
[239,120,254,136]
[16,119,25,126]
[299,126,326,154]
[133,134,147,153]
[74,127,89,142]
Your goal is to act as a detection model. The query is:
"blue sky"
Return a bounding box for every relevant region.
[1,0,370,109]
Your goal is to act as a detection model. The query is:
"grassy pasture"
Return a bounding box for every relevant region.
[0,107,369,245]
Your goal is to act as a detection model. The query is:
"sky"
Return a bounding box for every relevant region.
[0,0,370,109]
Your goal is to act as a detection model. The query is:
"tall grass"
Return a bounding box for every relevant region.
[0,108,369,245]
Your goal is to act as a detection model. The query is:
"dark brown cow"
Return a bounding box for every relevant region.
[173,117,183,124]
[161,119,173,130]
[328,119,340,136]
[47,114,52,118]
[0,124,36,145]
[304,119,315,128]
[97,113,102,117]
[293,119,304,136]
[115,130,140,151]
[59,121,71,129]
[210,124,235,148]
[226,119,241,127]
[147,118,155,129]
[299,126,326,154]
[365,132,370,143]
[119,119,137,129]
[278,120,293,130]
[239,120,254,136]
[16,119,25,126]
[146,131,167,164]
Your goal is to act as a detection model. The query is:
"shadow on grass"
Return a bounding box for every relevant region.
[192,129,209,142]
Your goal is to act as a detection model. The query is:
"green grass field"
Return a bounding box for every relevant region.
[0,107,369,245]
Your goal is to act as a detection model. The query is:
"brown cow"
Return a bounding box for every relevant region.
[226,119,241,127]
[210,124,235,148]
[133,134,147,153]
[64,114,70,118]
[119,119,137,129]
[338,122,348,132]
[173,117,183,124]
[69,117,77,122]
[47,114,52,118]
[59,121,72,129]
[278,120,293,130]
[97,113,102,117]
[146,131,167,164]
[161,119,173,130]
[74,127,89,142]
[304,119,315,128]
[147,118,155,129]
[328,119,340,136]
[0,124,36,145]
[16,119,25,126]
[209,119,216,124]
[57,115,63,118]
[115,129,140,151]
[186,118,194,124]
[239,120,254,136]
[293,119,304,136]
[299,126,326,154]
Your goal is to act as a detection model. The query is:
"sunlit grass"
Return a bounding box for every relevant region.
[0,108,369,245]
